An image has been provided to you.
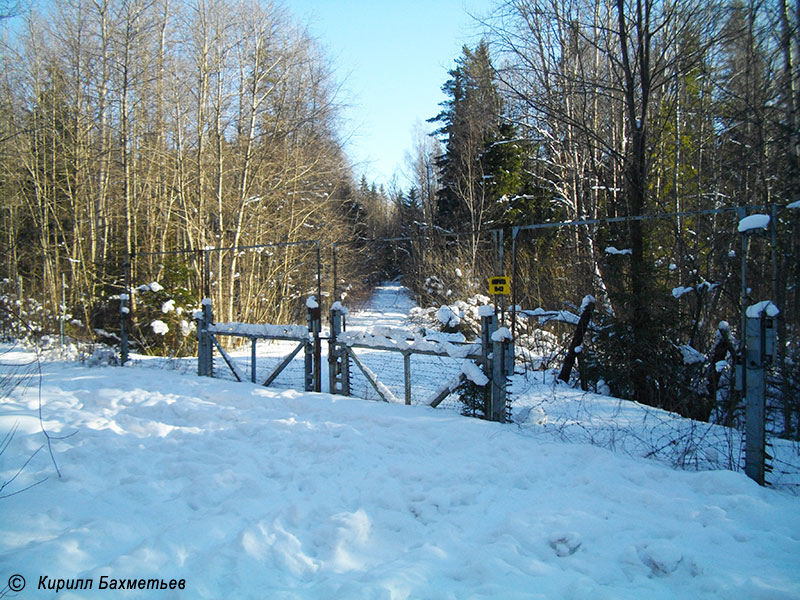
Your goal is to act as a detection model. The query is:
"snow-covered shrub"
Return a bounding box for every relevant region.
[423,276,445,297]
[408,295,491,338]
[86,346,118,367]
[126,263,199,357]
[0,279,51,342]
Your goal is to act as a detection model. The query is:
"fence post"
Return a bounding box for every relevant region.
[120,292,129,365]
[744,302,778,485]
[329,302,351,395]
[481,305,512,424]
[251,337,257,383]
[403,352,412,405]
[490,327,513,423]
[481,309,497,420]
[306,297,322,392]
[197,299,214,377]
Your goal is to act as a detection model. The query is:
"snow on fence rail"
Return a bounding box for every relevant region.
[196,298,321,391]
[328,304,513,421]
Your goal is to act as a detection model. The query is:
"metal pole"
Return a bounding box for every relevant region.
[741,233,749,358]
[203,249,210,299]
[329,306,341,394]
[744,312,768,485]
[121,257,131,365]
[315,241,322,311]
[60,272,66,347]
[497,229,505,326]
[404,352,412,406]
[771,204,778,306]
[511,227,519,339]
[251,338,257,383]
[332,243,338,303]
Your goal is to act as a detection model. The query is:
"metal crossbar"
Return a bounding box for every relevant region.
[196,300,321,392]
[328,307,511,421]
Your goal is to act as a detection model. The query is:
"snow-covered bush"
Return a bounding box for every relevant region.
[126,263,199,357]
[409,295,491,338]
[0,279,51,342]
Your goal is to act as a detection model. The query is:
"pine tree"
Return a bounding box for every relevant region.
[429,41,504,232]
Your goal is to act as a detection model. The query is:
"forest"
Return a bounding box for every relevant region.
[0,0,798,434]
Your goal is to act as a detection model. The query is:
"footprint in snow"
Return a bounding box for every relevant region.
[548,532,582,557]
[636,540,683,576]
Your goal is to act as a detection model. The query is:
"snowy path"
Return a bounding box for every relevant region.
[1,353,799,599]
[345,280,417,331]
[334,282,468,407]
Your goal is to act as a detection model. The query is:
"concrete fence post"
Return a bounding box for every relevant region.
[491,328,513,423]
[480,305,513,423]
[197,299,214,377]
[306,297,322,392]
[120,292,129,365]
[744,301,779,485]
[328,303,350,396]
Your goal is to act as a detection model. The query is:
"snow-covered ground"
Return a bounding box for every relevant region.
[2,284,800,599]
[345,281,417,332]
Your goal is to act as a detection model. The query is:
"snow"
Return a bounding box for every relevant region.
[678,344,706,365]
[208,322,310,339]
[161,299,176,313]
[330,301,348,315]
[337,330,479,360]
[737,214,770,233]
[605,246,633,255]
[580,294,595,312]
[788,200,800,209]
[526,309,580,326]
[306,296,319,309]
[478,304,495,317]
[3,283,800,599]
[436,305,461,328]
[421,329,467,344]
[345,282,415,332]
[2,350,800,599]
[180,320,194,337]
[746,300,780,318]
[491,326,512,342]
[672,286,694,299]
[150,319,169,335]
[461,360,488,386]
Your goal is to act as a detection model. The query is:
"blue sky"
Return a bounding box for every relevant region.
[286,0,493,188]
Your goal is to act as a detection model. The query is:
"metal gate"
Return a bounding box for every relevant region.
[196,298,322,392]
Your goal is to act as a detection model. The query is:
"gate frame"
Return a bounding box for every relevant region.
[328,303,512,422]
[196,297,322,392]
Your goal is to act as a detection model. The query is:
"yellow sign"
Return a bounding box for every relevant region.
[489,276,510,296]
